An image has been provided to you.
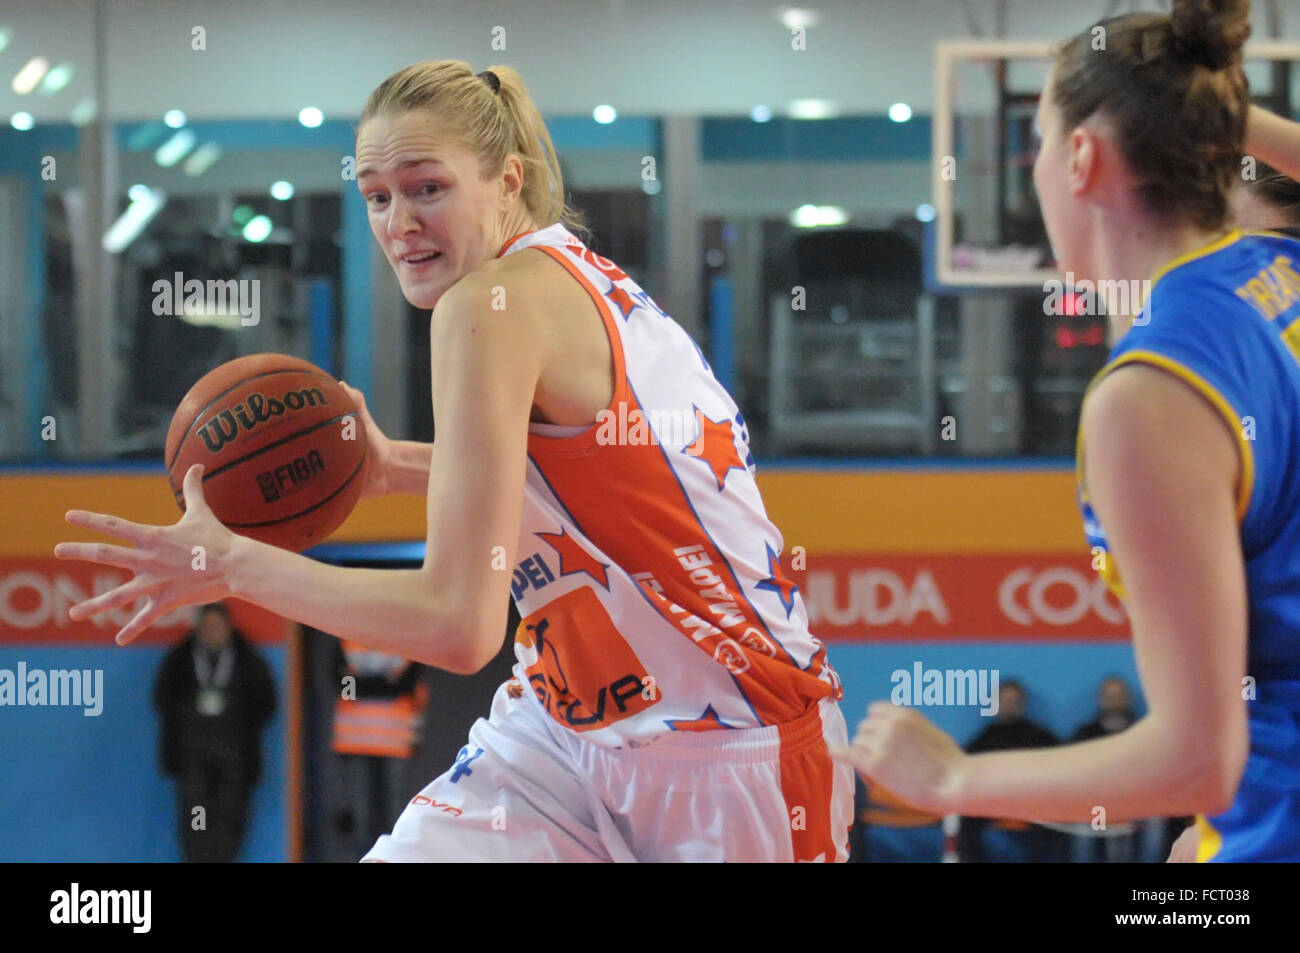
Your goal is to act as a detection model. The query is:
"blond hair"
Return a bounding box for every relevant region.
[360,60,588,239]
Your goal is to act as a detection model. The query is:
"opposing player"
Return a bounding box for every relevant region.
[834,0,1300,862]
[55,61,852,861]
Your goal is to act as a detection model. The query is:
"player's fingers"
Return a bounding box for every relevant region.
[68,577,155,621]
[54,541,154,572]
[828,743,861,763]
[851,722,885,752]
[340,380,367,409]
[856,709,897,736]
[830,740,881,777]
[63,510,154,545]
[114,594,171,645]
[181,464,210,515]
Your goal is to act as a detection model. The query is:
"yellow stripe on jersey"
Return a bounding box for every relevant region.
[1092,351,1256,523]
[1136,230,1244,313]
[1282,316,1300,366]
[1194,814,1224,863]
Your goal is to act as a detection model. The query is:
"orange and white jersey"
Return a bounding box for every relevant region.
[500,223,843,748]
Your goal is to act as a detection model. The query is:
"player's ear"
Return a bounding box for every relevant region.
[500,154,525,207]
[1066,125,1101,196]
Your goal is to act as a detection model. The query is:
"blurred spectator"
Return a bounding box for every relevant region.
[1070,676,1141,861]
[958,680,1067,862]
[1073,675,1137,741]
[330,640,429,860]
[1068,676,1192,861]
[153,602,276,862]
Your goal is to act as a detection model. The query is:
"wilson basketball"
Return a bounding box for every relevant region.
[165,353,368,552]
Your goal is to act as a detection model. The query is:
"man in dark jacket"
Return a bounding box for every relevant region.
[958,680,1066,862]
[154,602,276,862]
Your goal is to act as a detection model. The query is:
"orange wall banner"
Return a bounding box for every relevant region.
[0,471,426,558]
[0,557,291,645]
[1,465,1115,643]
[755,468,1087,553]
[787,553,1126,642]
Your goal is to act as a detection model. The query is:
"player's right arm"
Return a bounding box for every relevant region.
[1245,105,1300,183]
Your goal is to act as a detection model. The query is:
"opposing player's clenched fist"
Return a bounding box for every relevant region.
[830,701,968,815]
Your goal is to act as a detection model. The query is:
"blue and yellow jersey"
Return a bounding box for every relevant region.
[1077,229,1300,862]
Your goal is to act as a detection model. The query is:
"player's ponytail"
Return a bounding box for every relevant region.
[359,60,589,240]
[485,65,590,240]
[1051,0,1251,232]
[1171,0,1251,72]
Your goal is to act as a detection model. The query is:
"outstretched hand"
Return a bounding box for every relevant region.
[53,463,239,644]
[830,701,969,815]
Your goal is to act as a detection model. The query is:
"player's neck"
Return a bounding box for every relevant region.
[1092,210,1233,339]
[495,206,540,256]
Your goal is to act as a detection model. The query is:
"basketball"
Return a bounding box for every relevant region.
[164,353,368,552]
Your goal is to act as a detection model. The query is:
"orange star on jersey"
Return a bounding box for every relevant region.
[605,284,638,320]
[756,542,798,618]
[684,409,747,490]
[665,704,737,732]
[537,527,610,589]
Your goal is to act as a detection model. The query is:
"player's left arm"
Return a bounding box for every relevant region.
[835,364,1250,822]
[217,268,539,671]
[966,364,1249,821]
[55,269,542,672]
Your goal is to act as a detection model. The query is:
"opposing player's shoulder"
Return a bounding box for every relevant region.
[1082,362,1240,501]
[1083,363,1206,444]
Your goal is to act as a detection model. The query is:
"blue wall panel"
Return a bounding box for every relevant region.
[0,645,287,862]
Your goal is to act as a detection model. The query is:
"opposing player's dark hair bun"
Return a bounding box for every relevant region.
[1171,0,1252,71]
[1052,4,1251,231]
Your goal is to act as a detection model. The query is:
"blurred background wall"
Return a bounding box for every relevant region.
[1,0,1296,860]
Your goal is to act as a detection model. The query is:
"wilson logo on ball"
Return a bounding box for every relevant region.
[198,388,329,453]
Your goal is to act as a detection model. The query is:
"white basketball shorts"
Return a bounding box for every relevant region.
[362,675,854,862]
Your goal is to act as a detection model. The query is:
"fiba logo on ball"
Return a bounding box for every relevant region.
[256,450,328,503]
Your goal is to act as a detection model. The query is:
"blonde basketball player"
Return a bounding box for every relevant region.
[55,61,853,862]
[834,0,1300,862]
